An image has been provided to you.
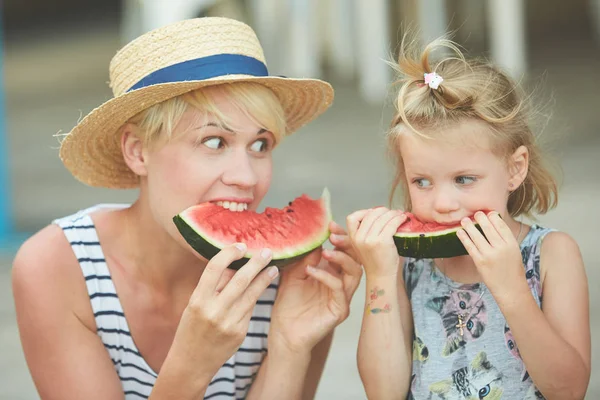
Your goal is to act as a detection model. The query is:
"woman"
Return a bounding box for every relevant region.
[12,17,362,399]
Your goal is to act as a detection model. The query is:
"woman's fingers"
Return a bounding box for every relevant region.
[306,266,347,318]
[217,248,274,307]
[195,243,248,298]
[323,249,363,299]
[234,265,280,320]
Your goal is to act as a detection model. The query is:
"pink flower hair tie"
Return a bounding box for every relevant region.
[424,72,443,90]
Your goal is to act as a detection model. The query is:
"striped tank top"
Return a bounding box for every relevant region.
[54,204,279,399]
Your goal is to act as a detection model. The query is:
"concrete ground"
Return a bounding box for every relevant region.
[1,18,599,400]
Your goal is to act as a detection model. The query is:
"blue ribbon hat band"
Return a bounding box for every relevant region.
[127,54,270,92]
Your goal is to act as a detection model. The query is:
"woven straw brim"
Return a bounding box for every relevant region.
[59,75,333,188]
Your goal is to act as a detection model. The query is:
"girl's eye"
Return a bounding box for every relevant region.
[203,137,224,149]
[250,139,269,152]
[455,176,476,185]
[414,178,431,188]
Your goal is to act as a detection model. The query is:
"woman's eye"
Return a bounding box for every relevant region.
[203,137,224,149]
[414,178,431,187]
[456,176,476,185]
[250,139,268,152]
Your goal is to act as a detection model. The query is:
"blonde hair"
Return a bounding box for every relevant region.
[125,82,287,148]
[387,35,558,218]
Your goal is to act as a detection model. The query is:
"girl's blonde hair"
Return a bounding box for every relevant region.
[124,82,287,148]
[387,34,558,217]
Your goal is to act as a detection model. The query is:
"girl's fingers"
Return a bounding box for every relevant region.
[354,208,389,243]
[346,209,370,239]
[366,210,405,238]
[461,218,491,252]
[473,212,504,247]
[488,212,518,244]
[381,213,407,238]
[457,228,483,261]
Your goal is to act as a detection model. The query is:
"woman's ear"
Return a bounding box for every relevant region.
[508,145,529,191]
[121,124,148,178]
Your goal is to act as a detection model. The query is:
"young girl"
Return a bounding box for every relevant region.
[348,37,590,399]
[12,17,363,399]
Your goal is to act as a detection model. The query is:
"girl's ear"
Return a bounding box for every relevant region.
[121,124,148,178]
[508,145,529,191]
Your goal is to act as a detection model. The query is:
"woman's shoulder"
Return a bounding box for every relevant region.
[52,203,130,227]
[15,203,129,268]
[12,222,97,329]
[13,222,77,275]
[11,204,128,329]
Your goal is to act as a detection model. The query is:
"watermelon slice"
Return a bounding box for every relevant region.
[393,212,485,259]
[173,189,332,270]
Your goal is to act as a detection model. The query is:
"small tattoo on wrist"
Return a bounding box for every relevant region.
[367,286,391,314]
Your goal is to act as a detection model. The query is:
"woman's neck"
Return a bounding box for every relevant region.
[99,200,206,295]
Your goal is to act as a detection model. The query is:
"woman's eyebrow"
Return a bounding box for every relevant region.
[201,123,267,135]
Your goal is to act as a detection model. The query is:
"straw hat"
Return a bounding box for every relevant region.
[59,17,334,188]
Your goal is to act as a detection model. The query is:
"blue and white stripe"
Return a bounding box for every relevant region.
[55,204,278,399]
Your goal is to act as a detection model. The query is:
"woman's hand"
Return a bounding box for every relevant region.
[268,221,363,356]
[168,243,279,379]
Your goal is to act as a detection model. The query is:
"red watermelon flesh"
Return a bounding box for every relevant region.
[173,189,332,269]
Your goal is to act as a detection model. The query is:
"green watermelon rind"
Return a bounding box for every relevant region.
[173,188,332,270]
[393,223,484,259]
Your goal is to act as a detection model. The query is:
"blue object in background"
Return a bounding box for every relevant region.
[0,8,15,245]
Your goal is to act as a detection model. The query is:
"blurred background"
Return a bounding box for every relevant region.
[1,0,598,398]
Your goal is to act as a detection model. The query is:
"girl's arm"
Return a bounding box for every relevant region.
[347,208,413,399]
[357,271,413,399]
[498,232,590,399]
[459,213,590,400]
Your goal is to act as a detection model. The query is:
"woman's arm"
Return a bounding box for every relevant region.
[246,330,333,400]
[12,225,125,400]
[13,225,280,400]
[248,221,363,399]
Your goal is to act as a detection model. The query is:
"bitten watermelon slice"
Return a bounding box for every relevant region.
[173,189,332,269]
[393,212,485,259]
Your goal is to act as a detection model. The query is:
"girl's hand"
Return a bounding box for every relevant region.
[457,211,528,304]
[346,207,406,278]
[268,221,363,355]
[172,243,279,378]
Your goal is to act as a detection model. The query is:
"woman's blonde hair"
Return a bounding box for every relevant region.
[124,82,287,148]
[387,34,558,218]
